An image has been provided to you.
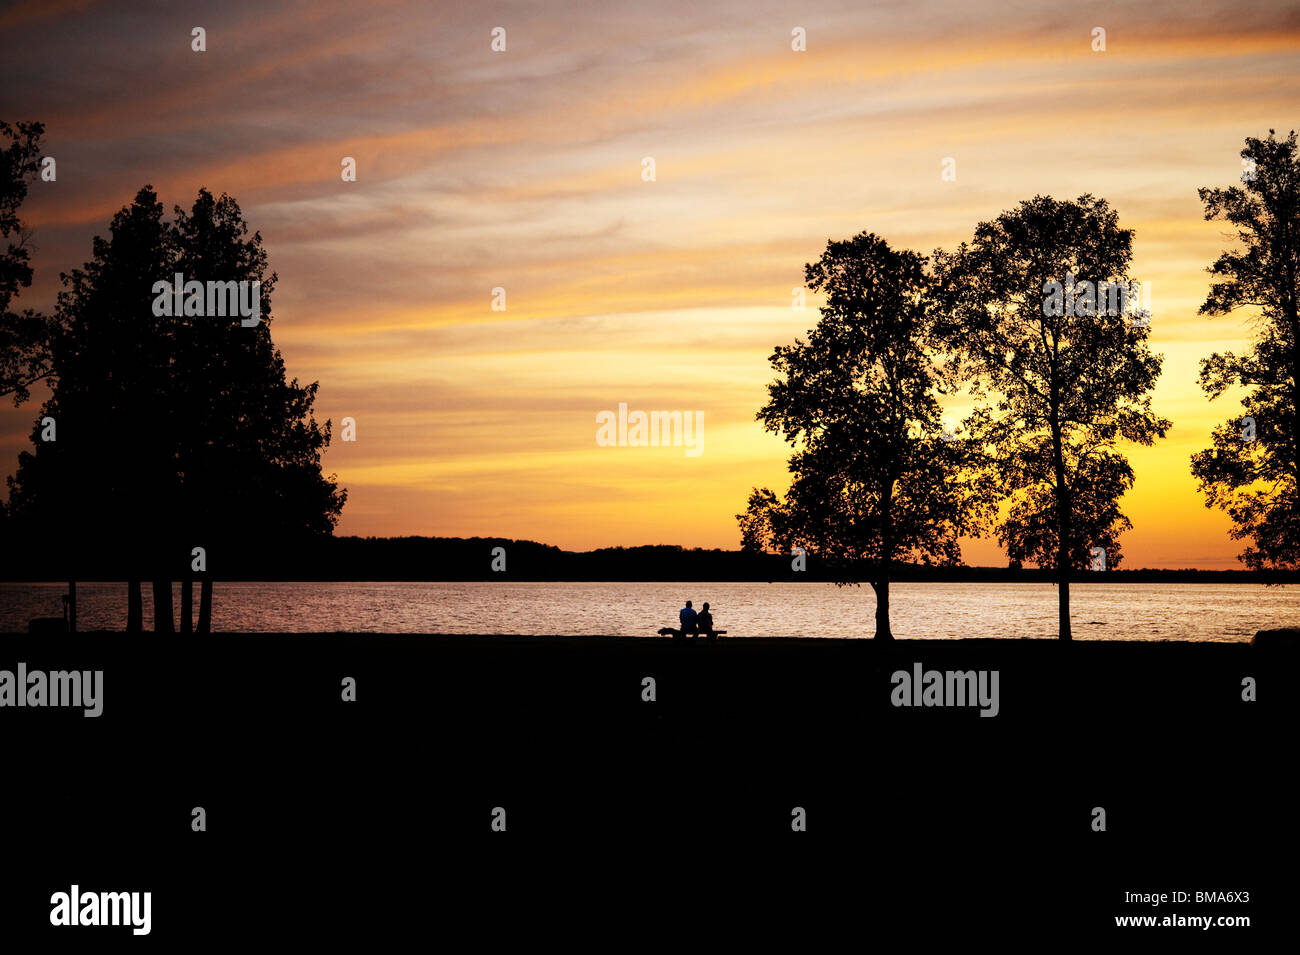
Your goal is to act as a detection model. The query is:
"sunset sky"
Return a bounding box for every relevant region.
[2,0,1298,568]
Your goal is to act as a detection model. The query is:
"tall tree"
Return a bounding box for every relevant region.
[932,195,1169,640]
[168,189,346,627]
[6,186,346,630]
[0,120,54,405]
[5,186,175,629]
[1190,130,1300,569]
[739,232,985,639]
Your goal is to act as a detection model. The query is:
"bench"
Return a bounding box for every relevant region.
[657,627,727,641]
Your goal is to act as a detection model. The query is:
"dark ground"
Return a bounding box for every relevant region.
[0,633,1293,945]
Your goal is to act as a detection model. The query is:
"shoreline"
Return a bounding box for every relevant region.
[5,575,1300,583]
[0,631,1274,643]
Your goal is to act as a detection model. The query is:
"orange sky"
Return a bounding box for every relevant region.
[3,0,1298,567]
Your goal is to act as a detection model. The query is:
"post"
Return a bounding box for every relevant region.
[180,574,192,634]
[153,580,174,633]
[127,580,142,633]
[197,579,212,634]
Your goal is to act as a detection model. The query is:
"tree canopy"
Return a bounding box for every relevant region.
[1190,130,1300,570]
[931,195,1168,639]
[0,120,54,406]
[739,232,986,639]
[6,185,346,626]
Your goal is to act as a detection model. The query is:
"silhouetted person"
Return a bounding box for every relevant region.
[697,602,715,640]
[679,600,697,637]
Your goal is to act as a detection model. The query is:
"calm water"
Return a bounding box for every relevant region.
[0,581,1294,640]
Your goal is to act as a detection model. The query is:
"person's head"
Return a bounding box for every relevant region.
[702,602,710,611]
[685,600,692,608]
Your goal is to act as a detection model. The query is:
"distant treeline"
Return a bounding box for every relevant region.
[4,536,1298,583]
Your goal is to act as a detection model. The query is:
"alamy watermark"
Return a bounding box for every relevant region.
[151,273,261,326]
[891,662,1000,717]
[50,885,150,935]
[0,663,102,716]
[596,402,703,457]
[1042,272,1150,326]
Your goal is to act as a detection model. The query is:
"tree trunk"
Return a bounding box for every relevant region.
[1050,393,1073,641]
[1055,476,1073,640]
[1058,578,1071,642]
[875,480,896,641]
[152,580,174,633]
[67,581,76,633]
[197,578,212,634]
[872,577,894,640]
[127,580,142,632]
[180,575,192,634]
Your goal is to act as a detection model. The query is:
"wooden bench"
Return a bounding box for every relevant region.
[657,627,727,640]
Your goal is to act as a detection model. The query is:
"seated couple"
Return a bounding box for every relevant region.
[678,600,721,640]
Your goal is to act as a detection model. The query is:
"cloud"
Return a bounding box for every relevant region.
[3,0,1297,563]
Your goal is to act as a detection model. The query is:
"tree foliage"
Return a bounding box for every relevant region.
[739,232,987,638]
[1190,130,1300,570]
[6,186,346,624]
[0,119,55,405]
[931,195,1168,638]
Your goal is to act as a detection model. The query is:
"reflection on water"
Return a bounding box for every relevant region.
[1,581,1293,640]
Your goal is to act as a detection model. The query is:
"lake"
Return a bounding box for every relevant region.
[1,580,1294,640]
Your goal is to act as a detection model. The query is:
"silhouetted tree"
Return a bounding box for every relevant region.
[932,195,1168,640]
[0,120,55,405]
[740,232,986,639]
[6,186,346,630]
[1190,131,1300,570]
[6,186,174,629]
[167,189,345,629]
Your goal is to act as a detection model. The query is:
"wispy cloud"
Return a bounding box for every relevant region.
[2,0,1296,565]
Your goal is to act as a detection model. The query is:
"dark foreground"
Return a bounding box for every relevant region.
[0,633,1294,944]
